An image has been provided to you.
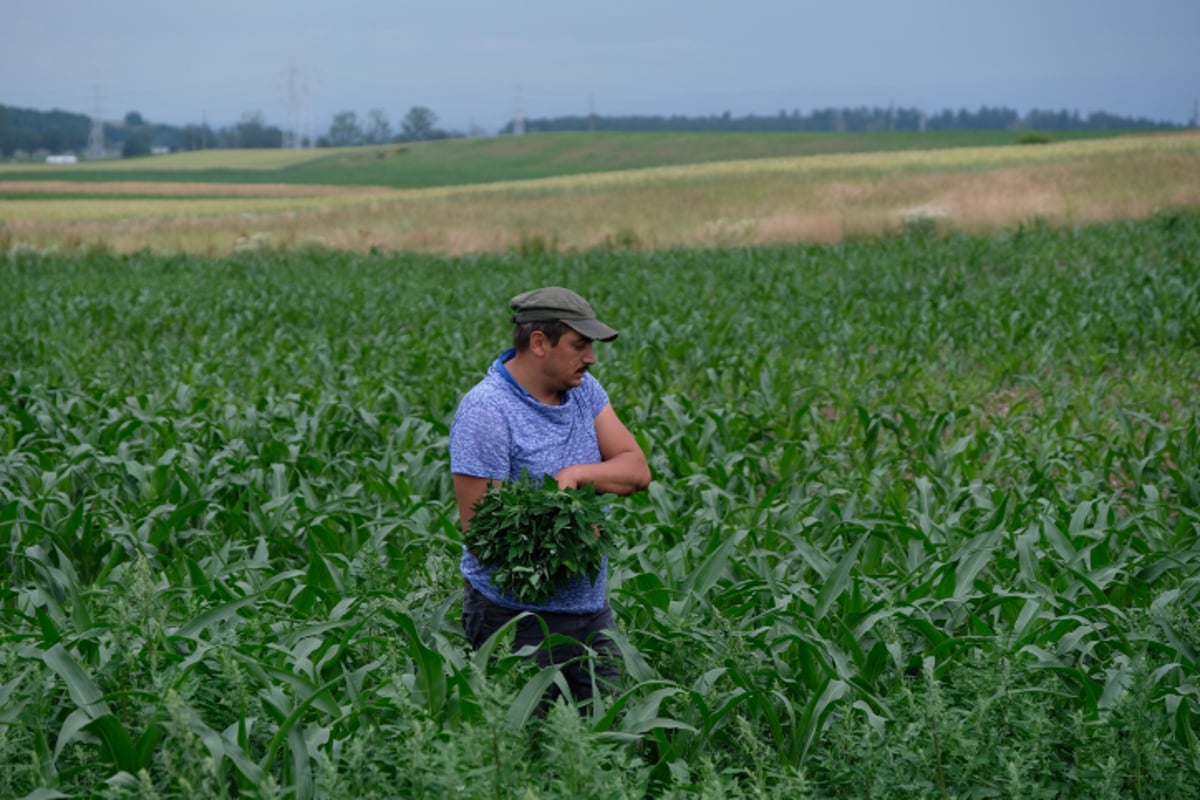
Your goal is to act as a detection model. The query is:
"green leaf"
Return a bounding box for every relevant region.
[174,596,257,640]
[505,665,566,729]
[18,790,71,800]
[41,643,109,717]
[84,714,141,773]
[814,536,867,621]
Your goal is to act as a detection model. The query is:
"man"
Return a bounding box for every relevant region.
[450,286,651,706]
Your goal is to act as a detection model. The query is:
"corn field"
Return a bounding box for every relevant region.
[2,214,1199,798]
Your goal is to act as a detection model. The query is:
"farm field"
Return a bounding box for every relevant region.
[2,130,1199,255]
[0,130,1133,188]
[2,213,1199,797]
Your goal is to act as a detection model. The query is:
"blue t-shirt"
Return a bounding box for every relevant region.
[450,349,611,612]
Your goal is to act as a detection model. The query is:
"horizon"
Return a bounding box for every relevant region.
[3,0,1198,134]
[1,98,1189,138]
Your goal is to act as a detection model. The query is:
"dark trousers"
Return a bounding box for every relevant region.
[461,582,621,706]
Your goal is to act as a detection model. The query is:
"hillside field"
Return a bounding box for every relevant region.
[2,130,1198,255]
[0,130,1131,188]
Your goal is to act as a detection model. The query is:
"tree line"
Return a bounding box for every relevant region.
[0,105,291,158]
[1,100,1187,160]
[0,104,458,160]
[1,105,94,157]
[501,105,1185,135]
[321,106,456,146]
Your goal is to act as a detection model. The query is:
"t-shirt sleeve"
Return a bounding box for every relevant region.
[581,374,610,419]
[449,394,511,479]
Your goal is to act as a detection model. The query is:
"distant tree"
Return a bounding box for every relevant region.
[180,124,214,151]
[233,111,284,148]
[365,109,391,144]
[42,127,66,153]
[16,130,41,153]
[122,131,151,158]
[400,106,437,141]
[328,111,363,146]
[124,111,145,127]
[0,106,12,156]
[235,111,263,147]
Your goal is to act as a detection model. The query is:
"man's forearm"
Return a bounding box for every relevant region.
[556,451,651,495]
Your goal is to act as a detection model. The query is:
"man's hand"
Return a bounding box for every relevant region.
[554,464,587,490]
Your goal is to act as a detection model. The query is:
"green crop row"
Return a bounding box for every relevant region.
[1,213,1198,798]
[0,129,1127,189]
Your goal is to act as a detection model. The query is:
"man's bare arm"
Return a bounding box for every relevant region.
[453,474,499,530]
[554,404,651,495]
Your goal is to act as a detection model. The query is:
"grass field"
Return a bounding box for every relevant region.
[2,130,1198,256]
[0,130,1130,188]
[2,213,1199,798]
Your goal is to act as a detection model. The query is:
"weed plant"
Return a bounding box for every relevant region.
[1,213,1198,797]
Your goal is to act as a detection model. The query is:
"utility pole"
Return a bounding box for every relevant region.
[286,65,300,148]
[513,86,525,136]
[303,69,313,147]
[87,84,105,160]
[282,64,312,148]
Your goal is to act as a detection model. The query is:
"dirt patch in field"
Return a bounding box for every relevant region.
[0,180,396,198]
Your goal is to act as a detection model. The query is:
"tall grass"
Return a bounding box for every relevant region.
[3,132,1197,256]
[1,213,1198,797]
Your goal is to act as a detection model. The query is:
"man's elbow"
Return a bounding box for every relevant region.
[630,457,652,493]
[600,450,651,495]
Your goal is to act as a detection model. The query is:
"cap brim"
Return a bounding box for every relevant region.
[563,317,619,342]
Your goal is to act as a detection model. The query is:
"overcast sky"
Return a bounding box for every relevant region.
[3,0,1197,135]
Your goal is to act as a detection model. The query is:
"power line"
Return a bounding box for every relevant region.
[284,64,312,148]
[87,83,106,160]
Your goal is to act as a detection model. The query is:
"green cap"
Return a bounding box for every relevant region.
[509,287,619,342]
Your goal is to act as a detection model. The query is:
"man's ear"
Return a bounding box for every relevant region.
[528,329,549,356]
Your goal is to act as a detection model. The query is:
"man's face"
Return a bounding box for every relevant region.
[545,330,596,390]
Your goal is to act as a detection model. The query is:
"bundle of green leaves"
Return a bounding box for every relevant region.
[464,472,615,604]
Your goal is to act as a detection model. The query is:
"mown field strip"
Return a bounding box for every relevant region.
[0,180,397,197]
[0,146,356,173]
